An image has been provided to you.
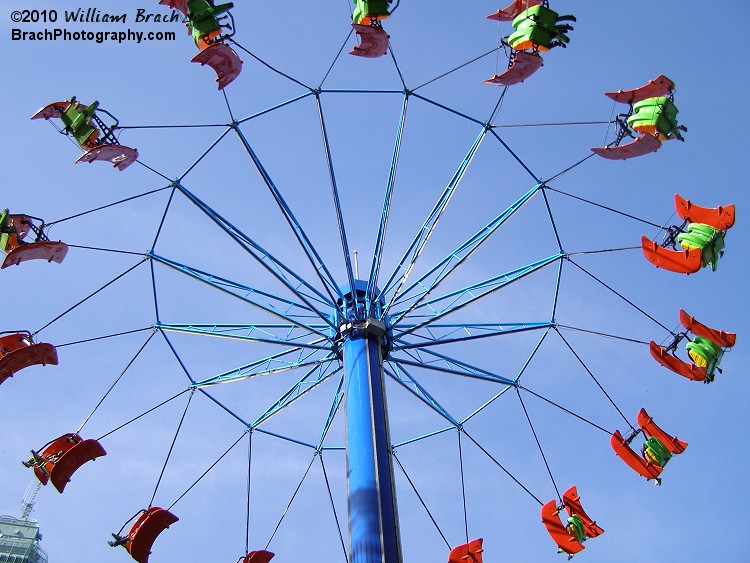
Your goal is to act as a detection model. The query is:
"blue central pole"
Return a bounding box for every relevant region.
[341,283,401,563]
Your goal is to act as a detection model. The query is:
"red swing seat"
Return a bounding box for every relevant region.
[650,311,735,381]
[679,309,736,349]
[486,1,542,21]
[448,538,483,563]
[649,340,706,381]
[241,550,275,563]
[2,241,68,268]
[30,101,70,121]
[28,433,106,493]
[674,194,735,231]
[191,42,244,90]
[32,100,139,171]
[611,409,687,481]
[350,24,389,58]
[562,486,604,539]
[636,408,688,455]
[119,507,178,563]
[541,486,603,556]
[76,144,139,171]
[1,213,68,268]
[641,235,702,274]
[591,133,662,160]
[158,0,188,15]
[484,51,543,86]
[604,74,675,104]
[592,75,677,160]
[610,430,663,480]
[0,334,58,384]
[541,499,585,556]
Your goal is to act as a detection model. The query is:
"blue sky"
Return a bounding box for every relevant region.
[1,2,748,562]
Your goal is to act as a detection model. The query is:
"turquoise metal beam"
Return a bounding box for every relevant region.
[251,362,340,429]
[388,184,541,324]
[192,349,331,388]
[378,125,490,311]
[156,323,331,350]
[392,253,563,338]
[150,253,332,336]
[393,321,553,350]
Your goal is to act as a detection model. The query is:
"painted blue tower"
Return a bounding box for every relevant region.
[336,280,401,563]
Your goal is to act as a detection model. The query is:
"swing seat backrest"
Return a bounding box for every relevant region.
[1,241,68,269]
[679,309,736,348]
[610,430,663,480]
[484,51,543,86]
[125,507,179,563]
[159,0,188,16]
[33,433,107,493]
[641,235,701,274]
[541,500,584,556]
[242,550,275,563]
[191,43,243,90]
[30,101,70,121]
[76,145,139,171]
[562,486,604,538]
[637,408,687,454]
[604,75,675,105]
[487,1,542,22]
[674,194,735,231]
[591,133,662,160]
[0,338,58,384]
[349,24,389,59]
[448,538,483,563]
[649,341,706,381]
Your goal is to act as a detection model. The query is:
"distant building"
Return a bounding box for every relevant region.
[0,515,48,563]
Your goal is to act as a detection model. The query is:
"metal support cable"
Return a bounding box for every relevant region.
[554,328,634,432]
[229,38,312,91]
[33,258,148,337]
[167,429,249,512]
[77,329,158,434]
[556,324,649,346]
[567,259,673,333]
[47,186,171,227]
[544,186,664,228]
[461,429,543,506]
[64,245,146,256]
[55,326,153,348]
[392,450,451,550]
[516,388,560,502]
[150,390,196,507]
[518,386,611,435]
[95,389,191,441]
[265,453,318,550]
[319,453,348,561]
[457,430,469,544]
[245,431,253,554]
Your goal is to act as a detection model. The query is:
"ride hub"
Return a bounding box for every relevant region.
[334,280,393,360]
